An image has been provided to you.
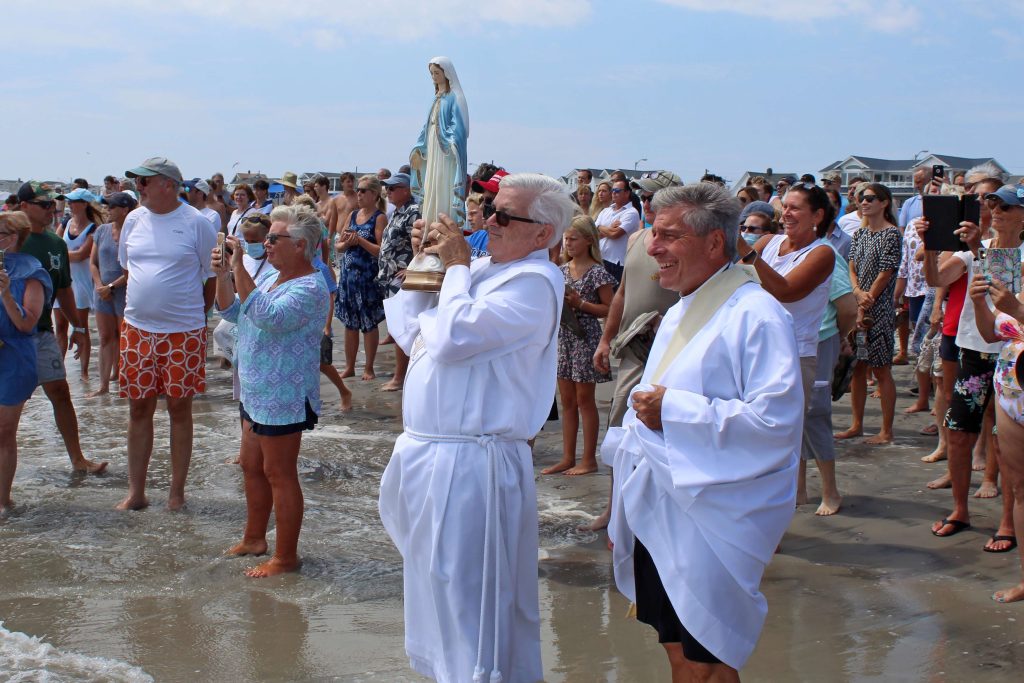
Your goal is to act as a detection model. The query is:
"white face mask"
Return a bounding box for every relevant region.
[742,232,760,246]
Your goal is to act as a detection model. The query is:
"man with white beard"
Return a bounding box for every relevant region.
[604,182,802,680]
[379,173,571,683]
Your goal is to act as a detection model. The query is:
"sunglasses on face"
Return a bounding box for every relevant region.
[356,187,373,194]
[985,198,1019,212]
[30,200,55,209]
[860,195,879,203]
[641,194,654,203]
[482,203,540,227]
[265,233,295,244]
[610,188,627,194]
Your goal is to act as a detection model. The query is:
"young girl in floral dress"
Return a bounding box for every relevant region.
[543,215,616,475]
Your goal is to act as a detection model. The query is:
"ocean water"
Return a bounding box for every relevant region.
[0,622,153,682]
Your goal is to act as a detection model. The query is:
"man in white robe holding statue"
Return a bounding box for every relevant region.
[604,182,802,681]
[379,173,573,683]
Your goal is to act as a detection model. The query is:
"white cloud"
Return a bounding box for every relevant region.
[657,0,921,33]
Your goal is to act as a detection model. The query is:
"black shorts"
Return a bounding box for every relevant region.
[240,399,318,436]
[944,348,996,433]
[320,334,333,365]
[939,334,959,363]
[603,260,624,287]
[633,539,721,665]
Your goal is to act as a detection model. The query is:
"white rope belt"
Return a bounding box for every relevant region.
[404,428,521,683]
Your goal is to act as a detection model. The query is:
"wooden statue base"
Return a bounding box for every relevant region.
[401,269,446,292]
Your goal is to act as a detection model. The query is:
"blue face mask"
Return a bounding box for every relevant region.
[742,232,760,246]
[244,241,266,259]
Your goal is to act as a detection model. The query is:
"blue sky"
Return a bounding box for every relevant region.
[4,0,1022,186]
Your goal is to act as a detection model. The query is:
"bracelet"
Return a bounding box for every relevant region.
[72,326,87,334]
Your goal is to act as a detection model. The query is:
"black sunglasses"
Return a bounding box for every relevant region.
[244,215,271,226]
[30,200,55,209]
[266,233,295,244]
[860,194,879,203]
[641,194,654,203]
[482,203,539,227]
[356,187,373,194]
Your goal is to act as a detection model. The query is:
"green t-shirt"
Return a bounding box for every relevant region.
[21,229,72,332]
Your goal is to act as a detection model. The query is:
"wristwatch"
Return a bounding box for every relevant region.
[740,249,757,265]
[72,326,87,334]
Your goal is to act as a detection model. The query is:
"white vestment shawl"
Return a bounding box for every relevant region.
[379,249,562,683]
[602,271,802,670]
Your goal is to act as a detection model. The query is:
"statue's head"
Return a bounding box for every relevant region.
[429,62,450,94]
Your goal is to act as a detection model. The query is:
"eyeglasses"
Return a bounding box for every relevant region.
[985,198,1020,212]
[482,203,540,227]
[860,195,879,203]
[265,233,295,244]
[641,194,654,203]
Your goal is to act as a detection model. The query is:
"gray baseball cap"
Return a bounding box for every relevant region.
[125,156,184,183]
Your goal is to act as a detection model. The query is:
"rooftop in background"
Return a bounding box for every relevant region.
[561,168,675,190]
[818,154,1008,198]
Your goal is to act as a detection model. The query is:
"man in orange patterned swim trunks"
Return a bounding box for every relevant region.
[116,157,217,511]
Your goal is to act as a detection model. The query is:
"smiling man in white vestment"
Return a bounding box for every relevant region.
[603,182,802,681]
[379,173,572,683]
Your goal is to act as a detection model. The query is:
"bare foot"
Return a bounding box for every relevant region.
[85,387,109,398]
[893,354,908,366]
[245,557,300,578]
[834,427,863,440]
[340,367,355,379]
[115,496,149,511]
[219,357,232,370]
[816,494,842,516]
[381,334,395,345]
[870,389,882,399]
[578,511,610,532]
[903,403,929,414]
[921,449,947,463]
[226,539,269,556]
[864,432,893,445]
[971,457,986,472]
[542,460,575,475]
[0,500,14,517]
[340,388,353,412]
[927,473,952,489]
[992,583,1024,603]
[381,380,403,392]
[796,489,809,506]
[73,459,108,474]
[361,371,376,381]
[225,456,241,465]
[167,495,186,511]
[974,481,999,499]
[564,463,598,476]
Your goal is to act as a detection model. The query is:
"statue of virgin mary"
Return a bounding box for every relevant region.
[403,56,469,291]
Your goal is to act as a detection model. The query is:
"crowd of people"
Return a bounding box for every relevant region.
[2,153,1024,682]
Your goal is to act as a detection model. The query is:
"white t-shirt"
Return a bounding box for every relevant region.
[954,240,1024,353]
[837,211,861,237]
[760,235,833,357]
[596,204,641,266]
[199,207,222,232]
[119,204,217,333]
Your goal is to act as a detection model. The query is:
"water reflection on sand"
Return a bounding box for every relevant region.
[2,339,1023,680]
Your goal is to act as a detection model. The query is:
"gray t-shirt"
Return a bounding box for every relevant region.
[94,223,123,284]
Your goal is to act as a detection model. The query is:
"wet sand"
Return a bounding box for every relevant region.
[3,326,1024,681]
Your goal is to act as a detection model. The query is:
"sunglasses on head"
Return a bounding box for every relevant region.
[265,233,295,244]
[244,215,270,226]
[482,203,540,227]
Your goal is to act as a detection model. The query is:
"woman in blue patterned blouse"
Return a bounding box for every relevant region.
[213,205,329,578]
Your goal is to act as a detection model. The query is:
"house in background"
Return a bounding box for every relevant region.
[560,168,672,189]
[819,154,1008,201]
[730,169,797,195]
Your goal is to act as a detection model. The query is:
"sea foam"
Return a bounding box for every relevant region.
[0,622,153,682]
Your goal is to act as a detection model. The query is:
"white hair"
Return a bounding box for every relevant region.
[499,173,576,249]
[965,161,1006,183]
[269,205,322,262]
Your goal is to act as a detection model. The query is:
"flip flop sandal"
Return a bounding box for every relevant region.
[932,518,971,537]
[919,424,939,436]
[983,534,1018,553]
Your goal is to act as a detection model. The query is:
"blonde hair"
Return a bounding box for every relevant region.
[0,210,31,248]
[358,174,386,213]
[565,214,602,263]
[292,194,317,210]
[466,192,484,208]
[590,181,612,220]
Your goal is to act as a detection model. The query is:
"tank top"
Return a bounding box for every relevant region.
[620,231,680,328]
[761,234,833,357]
